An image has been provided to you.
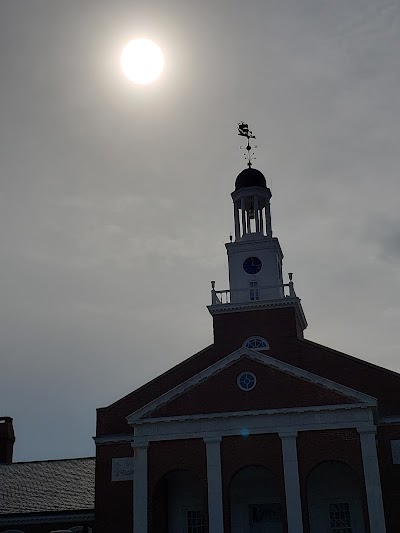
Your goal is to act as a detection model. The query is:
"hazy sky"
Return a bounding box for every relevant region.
[1,0,399,461]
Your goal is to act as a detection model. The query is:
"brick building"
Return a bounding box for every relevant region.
[2,156,399,532]
[94,161,400,533]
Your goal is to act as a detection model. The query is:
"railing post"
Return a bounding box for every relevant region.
[288,273,296,297]
[211,281,218,305]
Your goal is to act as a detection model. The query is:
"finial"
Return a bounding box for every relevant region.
[229,233,233,242]
[238,122,257,168]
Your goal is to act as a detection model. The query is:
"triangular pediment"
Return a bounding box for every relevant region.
[126,348,376,424]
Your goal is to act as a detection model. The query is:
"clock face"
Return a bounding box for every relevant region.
[243,256,262,274]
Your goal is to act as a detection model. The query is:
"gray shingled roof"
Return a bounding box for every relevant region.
[0,457,95,515]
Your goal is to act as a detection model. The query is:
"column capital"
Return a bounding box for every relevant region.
[204,436,222,444]
[279,430,298,439]
[131,439,149,450]
[357,426,377,436]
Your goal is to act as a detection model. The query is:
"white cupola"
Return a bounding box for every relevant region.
[208,123,307,333]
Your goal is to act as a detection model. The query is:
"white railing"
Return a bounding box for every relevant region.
[210,275,296,305]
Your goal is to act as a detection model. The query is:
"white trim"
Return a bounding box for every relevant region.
[126,348,376,424]
[0,514,94,526]
[93,433,133,445]
[378,416,400,425]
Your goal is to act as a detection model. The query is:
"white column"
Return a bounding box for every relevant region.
[204,437,224,533]
[265,200,272,237]
[254,195,260,233]
[234,201,240,240]
[280,431,303,533]
[358,428,387,533]
[259,206,264,235]
[132,441,149,533]
[240,196,246,235]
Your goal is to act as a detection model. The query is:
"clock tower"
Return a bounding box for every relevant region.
[208,123,307,335]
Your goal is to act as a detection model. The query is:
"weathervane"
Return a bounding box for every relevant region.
[238,122,257,168]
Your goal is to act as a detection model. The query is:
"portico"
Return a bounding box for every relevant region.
[129,379,384,533]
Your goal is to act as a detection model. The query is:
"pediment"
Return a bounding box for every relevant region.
[127,348,376,424]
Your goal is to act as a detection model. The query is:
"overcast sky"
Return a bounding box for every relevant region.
[0,0,399,461]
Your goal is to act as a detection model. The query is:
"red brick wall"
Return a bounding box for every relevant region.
[94,442,133,533]
[212,307,301,353]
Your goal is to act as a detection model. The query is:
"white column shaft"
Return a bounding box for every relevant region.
[254,195,260,232]
[133,444,148,532]
[265,201,272,237]
[240,197,246,235]
[204,438,224,533]
[234,201,240,240]
[359,429,387,533]
[259,207,264,235]
[280,433,303,533]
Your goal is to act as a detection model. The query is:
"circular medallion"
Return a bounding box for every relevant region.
[237,371,257,391]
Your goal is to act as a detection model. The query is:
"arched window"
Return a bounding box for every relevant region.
[307,462,365,533]
[230,466,283,531]
[243,336,270,350]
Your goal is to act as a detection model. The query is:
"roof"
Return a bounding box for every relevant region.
[0,457,95,515]
[235,167,267,190]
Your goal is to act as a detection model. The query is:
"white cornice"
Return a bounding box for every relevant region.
[126,347,376,425]
[133,405,375,444]
[207,297,308,330]
[136,402,372,425]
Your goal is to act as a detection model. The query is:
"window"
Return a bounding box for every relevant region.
[244,336,270,350]
[186,508,205,533]
[249,281,259,301]
[329,502,352,533]
[249,503,282,524]
[237,371,257,391]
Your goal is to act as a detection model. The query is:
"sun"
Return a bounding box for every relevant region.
[120,39,164,85]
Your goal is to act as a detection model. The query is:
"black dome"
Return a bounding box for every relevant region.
[235,167,267,190]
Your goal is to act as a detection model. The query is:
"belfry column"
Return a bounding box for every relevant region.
[254,195,260,232]
[204,437,224,533]
[279,431,303,533]
[265,200,272,237]
[358,428,387,533]
[234,201,240,240]
[132,441,149,532]
[241,197,246,235]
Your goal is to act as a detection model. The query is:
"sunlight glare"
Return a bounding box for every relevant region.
[120,39,164,85]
